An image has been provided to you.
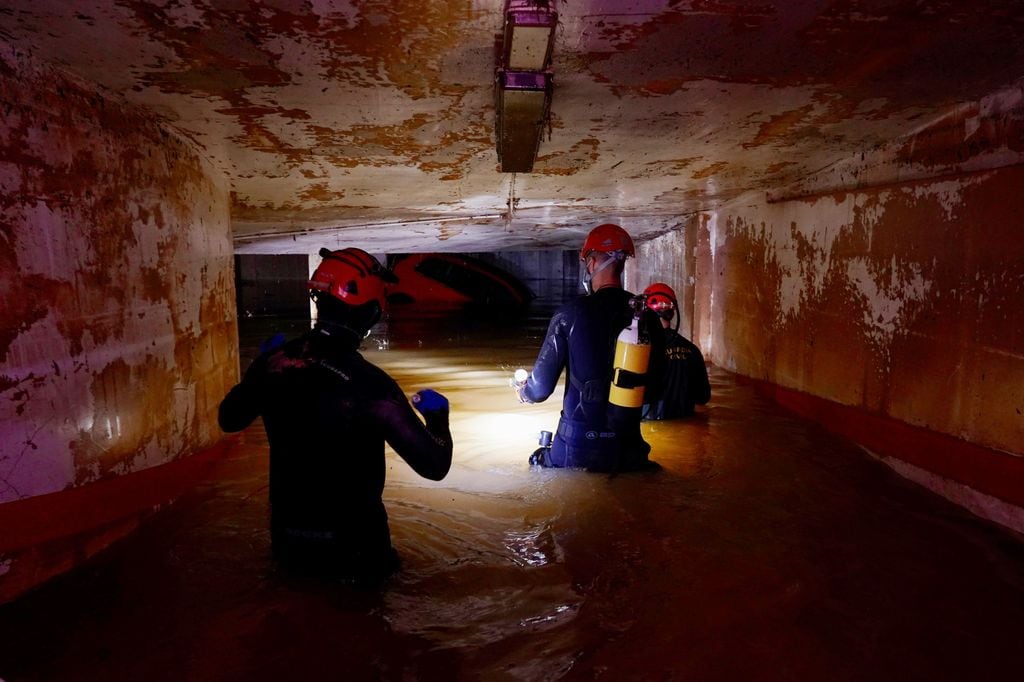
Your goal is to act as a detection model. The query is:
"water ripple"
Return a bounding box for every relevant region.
[504,523,561,568]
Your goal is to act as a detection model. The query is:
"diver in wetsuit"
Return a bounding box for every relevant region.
[218,247,452,581]
[641,282,711,420]
[514,224,663,472]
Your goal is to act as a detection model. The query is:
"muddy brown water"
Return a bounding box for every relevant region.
[1,306,1023,681]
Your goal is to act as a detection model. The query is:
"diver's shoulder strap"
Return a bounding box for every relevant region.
[568,373,608,404]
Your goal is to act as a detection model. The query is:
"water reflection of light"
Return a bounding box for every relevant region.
[462,411,552,446]
[374,339,563,474]
[519,604,574,627]
[406,402,557,474]
[377,366,561,475]
[504,523,560,567]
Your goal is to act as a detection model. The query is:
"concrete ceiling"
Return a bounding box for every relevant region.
[2,1,1023,254]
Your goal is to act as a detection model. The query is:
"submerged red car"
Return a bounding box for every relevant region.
[386,253,533,307]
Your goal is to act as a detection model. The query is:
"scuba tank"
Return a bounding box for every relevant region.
[608,295,651,408]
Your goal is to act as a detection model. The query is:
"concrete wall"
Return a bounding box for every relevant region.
[632,80,1024,532]
[705,168,1023,452]
[0,43,236,601]
[469,250,579,304]
[628,216,700,340]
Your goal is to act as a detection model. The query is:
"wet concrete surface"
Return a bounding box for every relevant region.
[1,308,1023,681]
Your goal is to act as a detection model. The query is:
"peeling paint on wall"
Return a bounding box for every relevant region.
[845,256,932,353]
[0,43,235,505]
[627,87,1024,532]
[701,152,1024,459]
[4,1,1023,253]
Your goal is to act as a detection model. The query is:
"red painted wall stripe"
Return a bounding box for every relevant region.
[746,378,1024,508]
[0,440,230,554]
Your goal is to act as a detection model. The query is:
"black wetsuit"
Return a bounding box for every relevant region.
[218,324,452,579]
[643,329,711,420]
[523,287,663,471]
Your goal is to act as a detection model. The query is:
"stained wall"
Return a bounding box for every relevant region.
[632,81,1024,531]
[629,215,701,340]
[0,43,236,600]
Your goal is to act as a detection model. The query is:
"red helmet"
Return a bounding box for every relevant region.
[643,282,677,313]
[308,247,397,308]
[580,223,635,260]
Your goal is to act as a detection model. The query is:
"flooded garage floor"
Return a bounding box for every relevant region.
[2,309,1023,681]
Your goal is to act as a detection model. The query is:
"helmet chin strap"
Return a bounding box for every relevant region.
[312,296,381,342]
[316,319,366,342]
[581,252,623,294]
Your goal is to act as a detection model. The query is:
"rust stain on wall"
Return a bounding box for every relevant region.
[437,225,462,241]
[0,237,72,361]
[692,162,729,180]
[69,357,177,485]
[1,45,234,509]
[298,183,345,203]
[895,96,1024,168]
[536,137,601,176]
[700,156,1024,458]
[743,105,815,149]
[627,158,704,181]
[3,0,1024,249]
[635,77,691,97]
[765,161,797,174]
[117,0,488,203]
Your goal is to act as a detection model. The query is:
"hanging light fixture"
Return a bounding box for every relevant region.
[496,70,552,173]
[502,0,557,71]
[495,0,557,173]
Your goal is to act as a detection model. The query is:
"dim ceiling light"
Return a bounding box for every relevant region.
[503,0,558,71]
[496,70,552,173]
